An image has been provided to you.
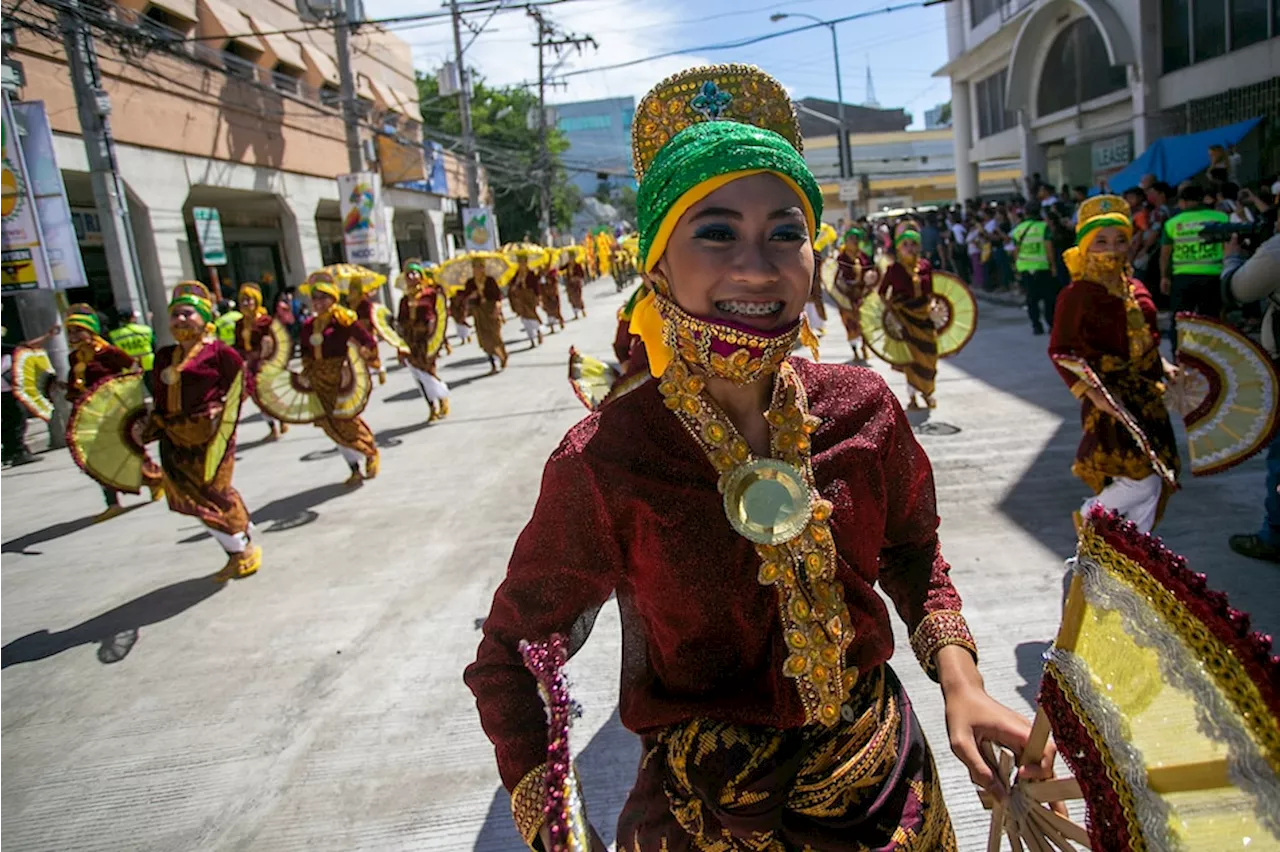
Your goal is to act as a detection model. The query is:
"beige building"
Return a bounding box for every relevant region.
[6,0,485,318]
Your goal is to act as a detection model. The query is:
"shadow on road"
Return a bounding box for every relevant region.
[177,482,355,544]
[1013,640,1052,706]
[1,574,225,668]
[3,504,148,556]
[472,706,641,852]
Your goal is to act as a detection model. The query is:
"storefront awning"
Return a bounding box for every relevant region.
[1097,117,1262,193]
[301,43,340,87]
[197,0,260,54]
[367,77,400,112]
[390,87,423,124]
[245,15,305,72]
[149,0,198,23]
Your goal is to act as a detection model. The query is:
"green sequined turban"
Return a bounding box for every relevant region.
[637,121,823,272]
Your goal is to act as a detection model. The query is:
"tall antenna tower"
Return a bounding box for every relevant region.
[864,54,879,107]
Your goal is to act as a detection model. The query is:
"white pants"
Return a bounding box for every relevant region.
[336,444,364,466]
[520,317,540,344]
[454,318,472,344]
[804,302,825,335]
[208,527,248,554]
[408,364,449,403]
[1082,474,1162,534]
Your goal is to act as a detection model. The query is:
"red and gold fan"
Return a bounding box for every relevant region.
[1174,313,1280,476]
[66,374,151,493]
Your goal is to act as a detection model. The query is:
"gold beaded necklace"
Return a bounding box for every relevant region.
[658,358,856,727]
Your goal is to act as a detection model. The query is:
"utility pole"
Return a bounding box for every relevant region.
[450,0,480,207]
[332,0,363,173]
[58,0,147,321]
[529,8,594,243]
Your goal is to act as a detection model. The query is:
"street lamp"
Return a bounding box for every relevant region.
[771,12,847,180]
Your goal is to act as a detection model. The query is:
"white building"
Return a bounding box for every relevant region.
[936,0,1280,200]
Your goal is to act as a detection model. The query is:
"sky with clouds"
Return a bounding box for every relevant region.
[361,0,952,128]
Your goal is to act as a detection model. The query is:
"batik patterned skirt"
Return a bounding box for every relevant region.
[616,666,956,852]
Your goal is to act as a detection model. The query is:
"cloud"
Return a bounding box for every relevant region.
[364,0,715,106]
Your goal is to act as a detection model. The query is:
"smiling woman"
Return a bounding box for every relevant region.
[466,64,1051,852]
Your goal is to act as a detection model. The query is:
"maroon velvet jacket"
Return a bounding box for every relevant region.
[151,340,243,419]
[465,359,963,791]
[1048,277,1160,390]
[397,288,440,328]
[233,313,274,367]
[67,340,136,403]
[880,258,933,303]
[464,276,503,304]
[301,313,376,362]
[835,251,873,292]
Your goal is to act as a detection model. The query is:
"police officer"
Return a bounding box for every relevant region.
[107,310,156,371]
[1160,183,1228,353]
[214,299,242,347]
[1010,201,1058,335]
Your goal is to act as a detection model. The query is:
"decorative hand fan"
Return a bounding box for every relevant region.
[1052,353,1179,489]
[371,304,410,354]
[982,508,1280,851]
[255,343,371,423]
[813,222,838,252]
[436,252,512,295]
[819,256,851,311]
[302,263,386,295]
[504,243,551,271]
[12,345,55,421]
[859,291,915,367]
[931,271,978,357]
[203,371,243,483]
[425,291,448,360]
[261,319,292,370]
[568,346,620,411]
[66,374,150,493]
[1174,313,1280,476]
[518,633,590,852]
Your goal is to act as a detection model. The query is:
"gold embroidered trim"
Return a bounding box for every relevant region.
[510,762,548,848]
[656,295,797,385]
[658,358,856,726]
[1079,525,1280,775]
[908,610,977,676]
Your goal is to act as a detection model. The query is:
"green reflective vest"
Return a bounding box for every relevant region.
[108,322,156,370]
[214,311,242,346]
[1011,219,1051,272]
[1163,208,1228,275]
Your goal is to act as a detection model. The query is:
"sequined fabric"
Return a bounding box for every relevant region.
[879,260,938,397]
[465,359,965,793]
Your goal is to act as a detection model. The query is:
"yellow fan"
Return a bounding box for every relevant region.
[372,303,410,354]
[859,291,914,367]
[813,222,838,252]
[302,263,386,295]
[425,290,448,359]
[261,319,292,370]
[819,256,850,311]
[203,371,243,483]
[436,252,512,295]
[67,373,150,493]
[504,242,551,271]
[331,342,372,419]
[931,271,978,357]
[568,346,619,411]
[12,345,55,421]
[254,343,371,423]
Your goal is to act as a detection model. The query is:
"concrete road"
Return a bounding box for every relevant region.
[3,277,1275,852]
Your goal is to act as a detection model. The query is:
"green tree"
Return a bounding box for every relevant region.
[416,71,583,241]
[938,101,952,125]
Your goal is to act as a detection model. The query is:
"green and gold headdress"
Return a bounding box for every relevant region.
[65,303,102,335]
[1074,194,1133,246]
[632,64,822,273]
[169,281,214,322]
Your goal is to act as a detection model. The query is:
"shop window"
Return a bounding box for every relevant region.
[1162,0,1191,71]
[1036,17,1127,118]
[1195,0,1228,61]
[1231,0,1269,49]
[975,68,1014,138]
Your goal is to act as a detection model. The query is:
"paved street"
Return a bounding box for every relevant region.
[3,277,1277,852]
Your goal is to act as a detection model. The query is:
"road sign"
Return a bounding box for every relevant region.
[838,179,861,202]
[192,207,226,266]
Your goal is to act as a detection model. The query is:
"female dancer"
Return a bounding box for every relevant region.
[466,64,1049,851]
[1049,194,1180,532]
[507,253,544,348]
[397,260,451,421]
[539,258,567,333]
[463,256,508,374]
[233,283,288,441]
[879,221,939,409]
[834,226,877,360]
[148,282,260,580]
[301,278,380,485]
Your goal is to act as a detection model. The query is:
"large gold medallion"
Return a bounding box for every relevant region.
[309,332,325,347]
[721,458,812,545]
[160,366,178,386]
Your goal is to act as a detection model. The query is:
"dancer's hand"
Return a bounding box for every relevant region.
[937,646,1056,802]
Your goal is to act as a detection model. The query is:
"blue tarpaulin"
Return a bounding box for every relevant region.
[1098,117,1262,194]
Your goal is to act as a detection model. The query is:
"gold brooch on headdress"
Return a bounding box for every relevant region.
[171,281,213,302]
[631,64,802,181]
[1076,194,1129,224]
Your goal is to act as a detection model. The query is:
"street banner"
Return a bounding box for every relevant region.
[462,206,498,252]
[192,207,227,266]
[1,93,52,292]
[12,101,87,291]
[337,171,390,265]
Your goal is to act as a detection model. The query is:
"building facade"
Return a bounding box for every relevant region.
[937,0,1280,200]
[5,0,484,328]
[553,96,636,198]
